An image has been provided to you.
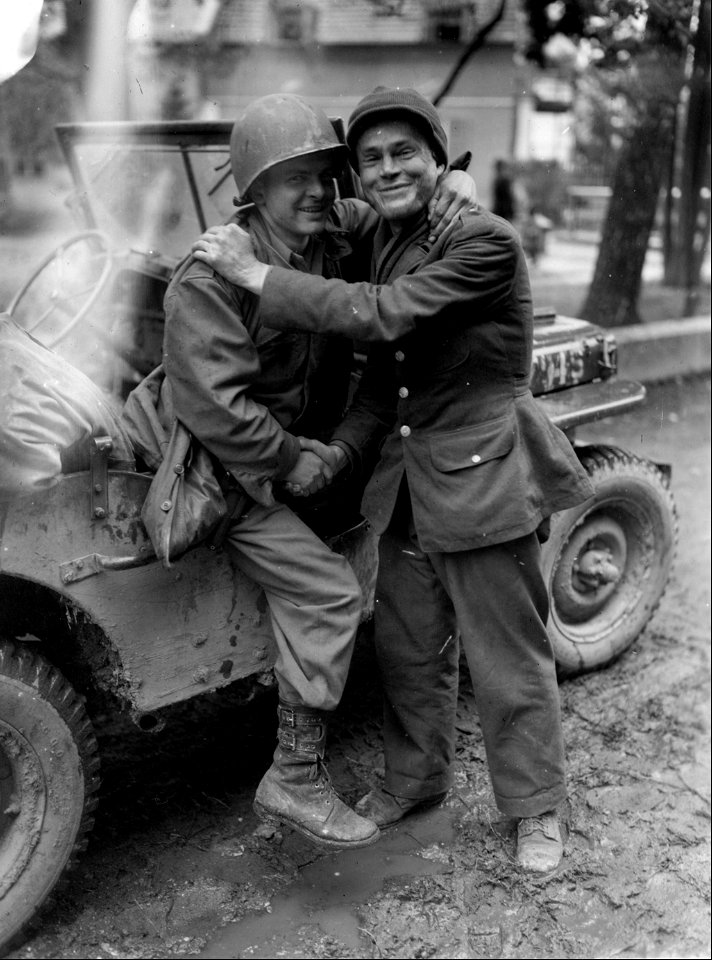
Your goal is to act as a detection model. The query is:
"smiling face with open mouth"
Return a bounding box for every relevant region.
[251,150,338,252]
[355,119,445,230]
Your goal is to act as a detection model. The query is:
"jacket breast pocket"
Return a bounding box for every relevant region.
[428,413,514,472]
[256,329,308,385]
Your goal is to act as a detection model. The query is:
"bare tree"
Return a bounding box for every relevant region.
[419,0,706,325]
[580,1,697,325]
[521,0,703,326]
[663,0,711,315]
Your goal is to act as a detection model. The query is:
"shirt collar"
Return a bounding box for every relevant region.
[243,208,325,274]
[373,209,431,281]
[241,206,353,268]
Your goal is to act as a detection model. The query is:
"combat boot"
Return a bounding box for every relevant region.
[253,700,379,850]
[516,810,563,873]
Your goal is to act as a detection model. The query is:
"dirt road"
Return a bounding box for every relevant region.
[7,375,709,960]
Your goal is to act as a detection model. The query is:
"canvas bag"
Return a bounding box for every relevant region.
[121,366,228,568]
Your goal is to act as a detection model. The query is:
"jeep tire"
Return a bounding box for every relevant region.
[0,643,100,953]
[542,445,677,676]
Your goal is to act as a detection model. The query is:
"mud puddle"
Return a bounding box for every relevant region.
[202,812,458,959]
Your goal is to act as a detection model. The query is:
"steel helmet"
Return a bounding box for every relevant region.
[230,94,348,199]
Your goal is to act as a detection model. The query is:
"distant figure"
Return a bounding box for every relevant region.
[520,206,553,266]
[491,158,516,222]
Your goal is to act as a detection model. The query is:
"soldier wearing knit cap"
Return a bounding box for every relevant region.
[193,86,593,875]
[345,86,449,169]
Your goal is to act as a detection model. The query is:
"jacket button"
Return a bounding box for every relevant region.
[398,387,409,399]
[471,454,481,463]
[394,350,405,361]
[400,425,411,437]
[173,464,185,475]
[160,499,173,511]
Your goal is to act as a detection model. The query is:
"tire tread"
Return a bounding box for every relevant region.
[0,641,101,954]
[545,444,678,676]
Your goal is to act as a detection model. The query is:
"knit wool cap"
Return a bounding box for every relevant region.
[346,86,448,169]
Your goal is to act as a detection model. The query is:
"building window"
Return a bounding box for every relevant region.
[427,2,476,43]
[273,2,318,42]
[277,5,302,40]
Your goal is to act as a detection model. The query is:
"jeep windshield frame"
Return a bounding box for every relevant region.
[54,120,357,263]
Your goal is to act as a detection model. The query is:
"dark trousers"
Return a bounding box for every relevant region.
[375,493,566,818]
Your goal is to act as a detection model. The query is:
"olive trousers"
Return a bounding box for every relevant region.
[375,493,567,818]
[225,499,362,712]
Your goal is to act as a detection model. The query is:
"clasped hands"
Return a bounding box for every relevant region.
[282,437,348,497]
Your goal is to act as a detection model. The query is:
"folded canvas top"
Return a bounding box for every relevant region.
[0,314,135,500]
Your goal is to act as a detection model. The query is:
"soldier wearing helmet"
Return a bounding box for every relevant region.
[164,93,476,850]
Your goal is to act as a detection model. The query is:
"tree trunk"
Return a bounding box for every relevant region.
[663,0,711,313]
[581,59,684,326]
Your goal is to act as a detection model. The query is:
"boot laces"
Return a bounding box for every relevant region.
[519,813,559,841]
[312,757,334,795]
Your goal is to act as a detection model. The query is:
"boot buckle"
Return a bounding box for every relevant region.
[278,728,298,751]
[278,703,322,729]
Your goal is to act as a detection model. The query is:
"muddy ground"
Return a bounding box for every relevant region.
[6,378,710,960]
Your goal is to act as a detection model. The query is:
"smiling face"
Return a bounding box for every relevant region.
[250,151,338,252]
[355,119,445,230]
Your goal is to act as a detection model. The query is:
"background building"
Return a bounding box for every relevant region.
[126,0,573,208]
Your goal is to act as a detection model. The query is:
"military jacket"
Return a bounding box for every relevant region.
[162,200,377,504]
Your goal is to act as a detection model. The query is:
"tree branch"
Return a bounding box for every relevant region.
[432,0,507,105]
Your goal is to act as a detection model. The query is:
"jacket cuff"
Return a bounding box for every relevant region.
[275,431,301,479]
[329,439,357,474]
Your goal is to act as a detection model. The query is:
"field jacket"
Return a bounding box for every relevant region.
[258,207,594,552]
[162,200,377,506]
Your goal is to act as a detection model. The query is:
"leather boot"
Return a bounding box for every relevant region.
[253,701,379,850]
